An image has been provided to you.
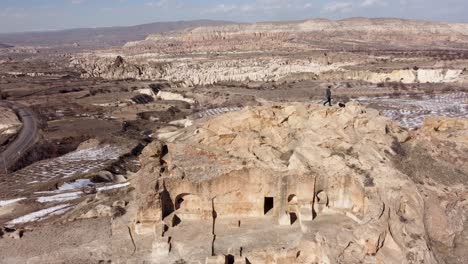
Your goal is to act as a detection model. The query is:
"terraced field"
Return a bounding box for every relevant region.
[0,145,126,199]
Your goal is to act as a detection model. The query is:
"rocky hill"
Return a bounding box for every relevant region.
[128,103,468,263]
[0,103,466,263]
[132,18,468,51]
[0,43,13,49]
[0,107,22,147]
[72,18,468,86]
[0,20,235,48]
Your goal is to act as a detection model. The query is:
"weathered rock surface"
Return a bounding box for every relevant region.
[0,106,22,147]
[72,18,468,86]
[1,103,466,263]
[72,54,357,86]
[113,102,468,263]
[135,18,468,52]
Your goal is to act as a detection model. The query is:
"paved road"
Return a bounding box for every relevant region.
[0,101,39,173]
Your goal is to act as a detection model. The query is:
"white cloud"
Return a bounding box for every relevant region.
[323,2,353,13]
[361,0,386,7]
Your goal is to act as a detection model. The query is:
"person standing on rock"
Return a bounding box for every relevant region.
[323,85,332,106]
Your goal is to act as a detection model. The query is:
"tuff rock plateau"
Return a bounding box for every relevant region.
[1,103,467,264]
[72,18,468,86]
[98,103,467,263]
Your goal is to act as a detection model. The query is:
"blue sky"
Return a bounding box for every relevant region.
[0,0,467,33]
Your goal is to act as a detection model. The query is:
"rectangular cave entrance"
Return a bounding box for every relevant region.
[264,197,274,215]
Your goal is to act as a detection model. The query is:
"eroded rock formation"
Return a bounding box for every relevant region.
[71,54,359,86]
[72,18,468,86]
[0,107,22,147]
[113,103,468,263]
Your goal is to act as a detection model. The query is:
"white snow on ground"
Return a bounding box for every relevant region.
[58,179,94,191]
[47,207,72,217]
[0,198,26,207]
[58,145,122,162]
[34,190,63,195]
[7,204,72,225]
[97,182,130,191]
[36,192,82,203]
[34,182,130,203]
[358,92,468,129]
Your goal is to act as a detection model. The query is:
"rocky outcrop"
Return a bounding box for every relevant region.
[72,54,363,86]
[132,18,468,52]
[393,117,468,263]
[0,107,22,147]
[116,103,468,263]
[72,18,468,86]
[74,51,464,86]
[1,103,465,263]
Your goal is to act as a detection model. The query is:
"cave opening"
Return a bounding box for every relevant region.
[225,254,235,264]
[264,197,274,215]
[160,186,174,219]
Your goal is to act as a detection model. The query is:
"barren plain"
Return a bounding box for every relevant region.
[0,18,467,264]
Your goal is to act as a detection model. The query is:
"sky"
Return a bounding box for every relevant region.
[0,0,468,33]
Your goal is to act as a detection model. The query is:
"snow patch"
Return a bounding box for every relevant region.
[58,179,94,191]
[358,92,468,129]
[0,198,26,207]
[7,204,72,225]
[37,192,82,203]
[97,182,130,191]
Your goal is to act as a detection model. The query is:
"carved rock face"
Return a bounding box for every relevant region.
[121,103,468,263]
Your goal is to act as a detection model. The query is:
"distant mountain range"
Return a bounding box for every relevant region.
[0,20,236,48]
[0,43,13,48]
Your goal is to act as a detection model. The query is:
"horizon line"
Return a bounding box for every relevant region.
[1,16,468,35]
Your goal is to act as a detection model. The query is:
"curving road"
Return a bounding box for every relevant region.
[0,101,39,173]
